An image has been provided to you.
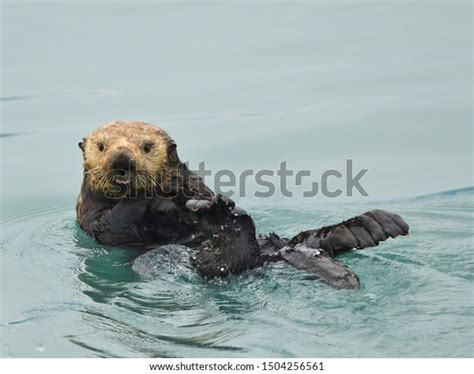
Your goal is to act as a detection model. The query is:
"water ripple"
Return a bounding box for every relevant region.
[1,190,473,357]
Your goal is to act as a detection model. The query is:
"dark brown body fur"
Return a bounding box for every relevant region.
[77,121,409,289]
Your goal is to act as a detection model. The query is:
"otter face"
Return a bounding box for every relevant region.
[79,120,179,197]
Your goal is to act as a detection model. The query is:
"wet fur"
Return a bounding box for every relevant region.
[77,121,409,289]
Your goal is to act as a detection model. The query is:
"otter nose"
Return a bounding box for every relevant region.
[109,150,136,171]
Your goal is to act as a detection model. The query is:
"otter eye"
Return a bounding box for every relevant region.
[143,142,153,153]
[97,142,105,152]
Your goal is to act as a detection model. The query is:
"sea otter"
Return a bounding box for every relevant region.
[77,120,409,289]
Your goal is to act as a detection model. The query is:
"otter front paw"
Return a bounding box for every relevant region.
[187,195,262,278]
[185,199,213,212]
[89,220,105,239]
[185,194,235,218]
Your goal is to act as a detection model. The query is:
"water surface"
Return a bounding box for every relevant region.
[1,1,472,357]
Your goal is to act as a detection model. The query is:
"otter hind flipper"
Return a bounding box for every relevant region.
[280,245,360,290]
[290,210,409,257]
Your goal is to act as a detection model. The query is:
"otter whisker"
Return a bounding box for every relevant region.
[136,174,146,190]
[137,172,153,191]
[141,170,161,190]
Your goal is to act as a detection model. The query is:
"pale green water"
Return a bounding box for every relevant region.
[1,0,473,358]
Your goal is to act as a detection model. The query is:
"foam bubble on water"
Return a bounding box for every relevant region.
[364,293,377,304]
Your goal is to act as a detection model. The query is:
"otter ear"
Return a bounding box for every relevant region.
[78,137,86,152]
[167,141,179,164]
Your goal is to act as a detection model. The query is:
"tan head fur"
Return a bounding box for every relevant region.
[79,120,179,197]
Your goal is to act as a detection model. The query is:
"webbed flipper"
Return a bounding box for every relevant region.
[280,245,360,289]
[289,210,409,257]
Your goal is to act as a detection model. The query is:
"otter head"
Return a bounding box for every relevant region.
[79,120,179,198]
